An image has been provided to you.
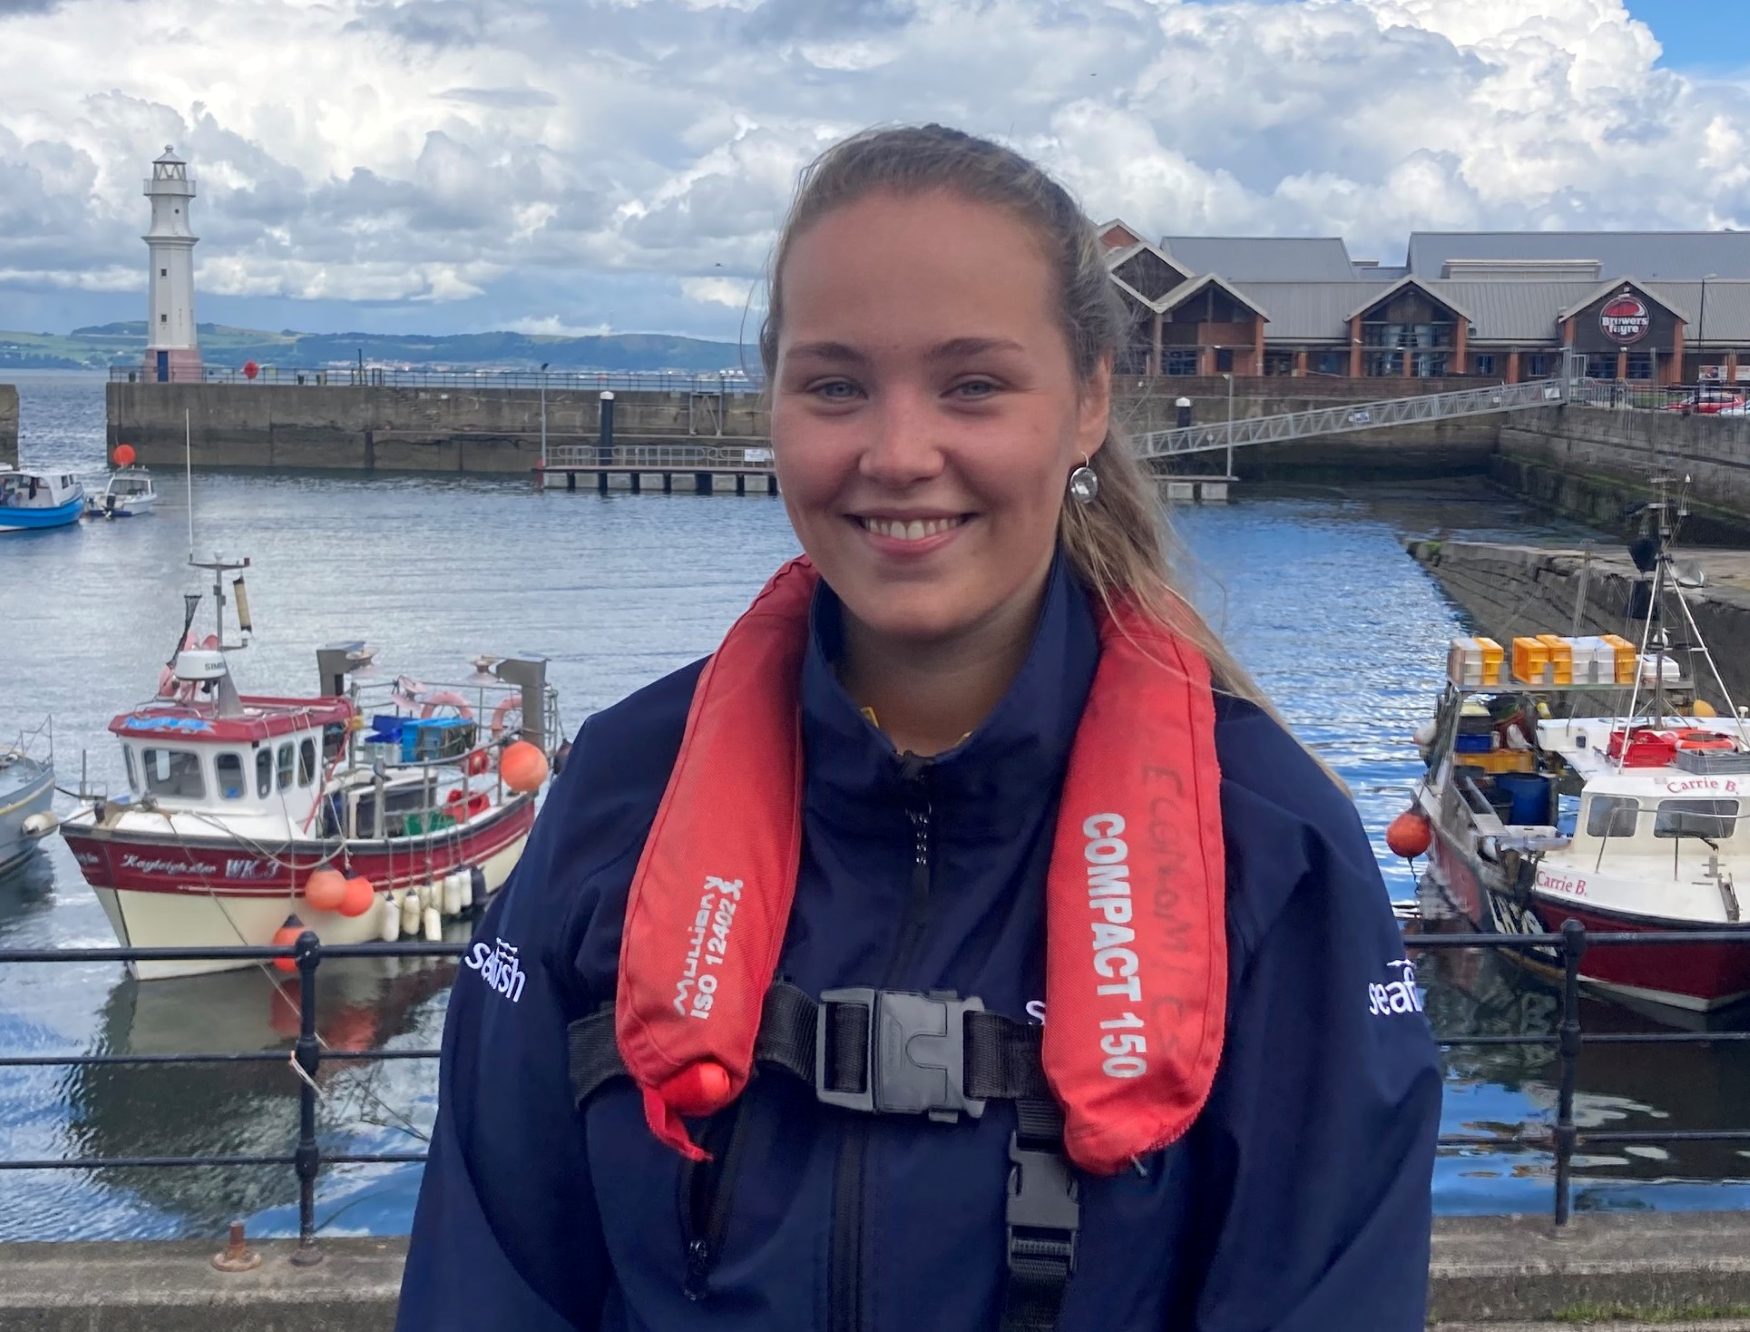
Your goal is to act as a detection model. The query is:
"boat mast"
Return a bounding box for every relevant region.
[189,554,251,717]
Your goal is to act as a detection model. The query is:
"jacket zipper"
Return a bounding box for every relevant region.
[680,1104,750,1301]
[829,754,933,1332]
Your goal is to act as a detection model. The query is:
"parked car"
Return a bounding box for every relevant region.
[1662,388,1747,414]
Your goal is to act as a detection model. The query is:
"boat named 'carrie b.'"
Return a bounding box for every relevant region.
[59,555,563,979]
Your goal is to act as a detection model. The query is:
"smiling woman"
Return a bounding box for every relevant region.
[398,125,1441,1332]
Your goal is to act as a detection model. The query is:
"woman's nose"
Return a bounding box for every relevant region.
[857,388,946,487]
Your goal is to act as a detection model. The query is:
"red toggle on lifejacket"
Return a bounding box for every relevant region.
[614,558,1228,1177]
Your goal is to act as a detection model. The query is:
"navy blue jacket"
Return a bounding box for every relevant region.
[398,562,1441,1331]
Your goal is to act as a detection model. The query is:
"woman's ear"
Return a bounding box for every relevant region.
[1078,354,1113,459]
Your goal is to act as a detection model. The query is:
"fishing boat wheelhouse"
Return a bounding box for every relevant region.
[1416,480,1750,1013]
[60,556,561,979]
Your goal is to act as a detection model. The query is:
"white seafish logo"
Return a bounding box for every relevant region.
[466,937,526,1003]
[1368,959,1425,1017]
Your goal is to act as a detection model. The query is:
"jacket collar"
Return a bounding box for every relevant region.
[799,553,1100,839]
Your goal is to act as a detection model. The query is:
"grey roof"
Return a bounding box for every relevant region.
[1646,281,1750,342]
[1224,282,1378,339]
[1354,263,1409,281]
[1408,232,1750,281]
[1161,235,1358,281]
[1159,271,1271,320]
[1437,280,1597,341]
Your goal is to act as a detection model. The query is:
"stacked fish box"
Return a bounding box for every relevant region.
[1505,634,1637,686]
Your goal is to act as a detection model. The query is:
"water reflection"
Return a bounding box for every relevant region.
[56,954,455,1237]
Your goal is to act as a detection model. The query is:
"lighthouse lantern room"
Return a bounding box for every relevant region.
[143,146,202,383]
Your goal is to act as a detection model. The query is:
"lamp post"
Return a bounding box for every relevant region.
[539,361,550,468]
[1223,371,1235,479]
[1698,275,1715,388]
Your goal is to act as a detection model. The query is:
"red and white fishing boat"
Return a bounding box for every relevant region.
[1413,481,1750,1013]
[60,555,563,979]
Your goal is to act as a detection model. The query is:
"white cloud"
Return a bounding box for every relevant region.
[1,0,1747,335]
[506,314,614,336]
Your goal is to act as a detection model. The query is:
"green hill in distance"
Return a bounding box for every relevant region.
[0,322,751,373]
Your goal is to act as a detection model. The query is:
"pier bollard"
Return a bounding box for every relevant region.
[598,391,616,467]
[212,1219,261,1273]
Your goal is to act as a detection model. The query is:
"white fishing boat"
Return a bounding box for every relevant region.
[86,467,157,519]
[1404,479,1750,1012]
[58,555,565,979]
[0,719,57,876]
[0,468,84,533]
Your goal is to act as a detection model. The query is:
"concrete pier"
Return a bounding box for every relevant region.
[9,1214,1750,1329]
[1,383,16,466]
[1406,538,1750,704]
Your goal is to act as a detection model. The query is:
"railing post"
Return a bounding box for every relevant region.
[1553,918,1587,1228]
[291,930,324,1265]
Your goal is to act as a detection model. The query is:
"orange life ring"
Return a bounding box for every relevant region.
[1675,729,1736,752]
[419,691,475,721]
[489,695,521,744]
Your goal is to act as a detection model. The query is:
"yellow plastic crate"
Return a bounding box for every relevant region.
[1512,636,1551,685]
[1600,634,1637,685]
[1476,637,1504,686]
[1536,634,1574,686]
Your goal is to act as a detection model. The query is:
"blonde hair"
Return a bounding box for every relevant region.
[759,124,1275,713]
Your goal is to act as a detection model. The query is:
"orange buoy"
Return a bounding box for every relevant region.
[271,916,305,973]
[113,443,137,467]
[500,740,550,794]
[338,875,376,918]
[1386,809,1434,860]
[303,868,347,913]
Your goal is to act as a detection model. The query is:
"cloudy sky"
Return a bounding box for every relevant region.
[0,0,1742,341]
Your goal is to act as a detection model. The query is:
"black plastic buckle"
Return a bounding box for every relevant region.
[1006,1136,1080,1275]
[816,988,987,1123]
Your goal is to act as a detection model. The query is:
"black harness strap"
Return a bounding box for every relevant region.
[566,982,1076,1330]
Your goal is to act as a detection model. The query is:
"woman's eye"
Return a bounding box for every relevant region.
[811,380,860,401]
[952,379,998,399]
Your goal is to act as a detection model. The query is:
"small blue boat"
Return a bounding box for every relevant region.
[0,467,85,533]
[0,731,55,876]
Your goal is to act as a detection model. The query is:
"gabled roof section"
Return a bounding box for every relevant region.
[1097,218,1148,252]
[1161,235,1358,281]
[1345,274,1474,326]
[1107,270,1168,314]
[1158,271,1270,321]
[1105,241,1191,303]
[1557,277,1690,324]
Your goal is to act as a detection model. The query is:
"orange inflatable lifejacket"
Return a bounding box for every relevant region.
[613,559,1228,1177]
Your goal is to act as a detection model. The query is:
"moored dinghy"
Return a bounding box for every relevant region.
[0,468,84,532]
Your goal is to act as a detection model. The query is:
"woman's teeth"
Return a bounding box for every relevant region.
[860,516,965,542]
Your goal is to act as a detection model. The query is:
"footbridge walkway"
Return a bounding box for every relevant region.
[1134,375,1578,464]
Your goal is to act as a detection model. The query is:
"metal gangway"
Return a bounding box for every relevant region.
[1134,374,1575,464]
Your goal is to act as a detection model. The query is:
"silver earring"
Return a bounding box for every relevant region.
[1068,458,1099,505]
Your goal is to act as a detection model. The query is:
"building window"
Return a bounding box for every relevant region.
[1215,349,1234,373]
[1162,351,1198,376]
[1263,351,1295,376]
[1364,349,1402,376]
[1524,354,1555,379]
[160,268,167,278]
[160,314,167,324]
[1315,352,1346,376]
[1472,354,1495,376]
[1626,352,1653,381]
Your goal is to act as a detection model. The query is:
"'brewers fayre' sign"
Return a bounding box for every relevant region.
[1600,292,1651,345]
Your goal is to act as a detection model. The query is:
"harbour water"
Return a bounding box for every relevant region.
[2,370,1748,1242]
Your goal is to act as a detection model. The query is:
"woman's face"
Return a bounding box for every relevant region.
[771,190,1110,648]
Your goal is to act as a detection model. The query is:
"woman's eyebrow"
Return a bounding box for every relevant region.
[787,337,1026,365]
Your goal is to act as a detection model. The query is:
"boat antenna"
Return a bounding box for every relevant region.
[184,407,194,560]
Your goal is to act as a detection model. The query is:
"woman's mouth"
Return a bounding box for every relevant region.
[854,515,970,542]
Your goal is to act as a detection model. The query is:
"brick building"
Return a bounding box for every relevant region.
[1098,222,1750,385]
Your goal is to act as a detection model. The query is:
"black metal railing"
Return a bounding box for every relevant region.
[1,922,1747,1251]
[109,366,766,393]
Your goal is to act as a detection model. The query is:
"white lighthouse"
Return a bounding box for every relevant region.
[142,145,202,382]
